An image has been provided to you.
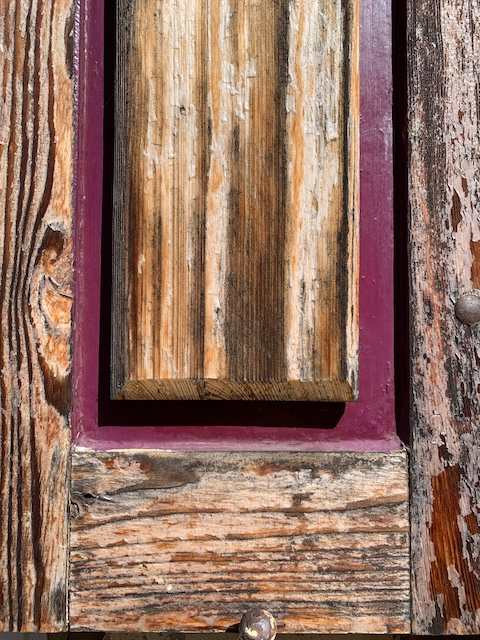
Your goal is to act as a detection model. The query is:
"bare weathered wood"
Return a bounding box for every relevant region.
[0,0,73,630]
[111,0,359,401]
[408,0,480,633]
[70,451,409,633]
[101,636,394,640]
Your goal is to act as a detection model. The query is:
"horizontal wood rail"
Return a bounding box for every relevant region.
[70,450,409,633]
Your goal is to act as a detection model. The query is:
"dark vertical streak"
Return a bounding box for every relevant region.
[14,0,34,622]
[127,2,143,383]
[226,0,289,382]
[226,4,246,380]
[336,0,352,381]
[191,3,210,379]
[271,1,289,381]
[112,0,135,394]
[2,0,22,627]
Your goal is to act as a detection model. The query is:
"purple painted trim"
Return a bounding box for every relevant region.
[72,0,401,452]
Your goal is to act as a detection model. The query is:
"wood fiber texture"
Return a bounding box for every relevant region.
[70,451,409,633]
[111,0,359,401]
[408,0,480,633]
[0,0,74,631]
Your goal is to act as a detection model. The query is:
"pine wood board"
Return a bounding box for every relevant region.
[0,0,73,630]
[408,0,480,633]
[111,0,359,402]
[70,450,409,633]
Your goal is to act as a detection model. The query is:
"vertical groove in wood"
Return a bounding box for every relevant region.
[409,0,480,633]
[0,0,73,631]
[112,0,359,401]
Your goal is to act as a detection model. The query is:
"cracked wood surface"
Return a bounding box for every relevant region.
[0,0,73,631]
[70,450,409,633]
[408,0,480,633]
[111,0,359,402]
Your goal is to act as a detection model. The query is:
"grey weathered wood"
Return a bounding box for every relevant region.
[0,0,73,630]
[111,0,359,401]
[408,0,480,633]
[70,451,409,633]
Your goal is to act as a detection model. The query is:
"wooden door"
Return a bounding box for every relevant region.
[2,0,480,634]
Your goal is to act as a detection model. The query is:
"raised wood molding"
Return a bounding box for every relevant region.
[69,450,409,633]
[0,0,73,631]
[408,0,480,633]
[111,0,359,402]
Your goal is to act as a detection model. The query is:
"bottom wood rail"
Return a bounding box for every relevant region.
[69,450,409,633]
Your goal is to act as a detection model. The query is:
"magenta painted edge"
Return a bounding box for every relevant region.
[72,0,402,452]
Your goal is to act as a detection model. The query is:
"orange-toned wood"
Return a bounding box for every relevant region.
[70,450,409,633]
[0,0,73,630]
[111,0,359,401]
[408,0,480,633]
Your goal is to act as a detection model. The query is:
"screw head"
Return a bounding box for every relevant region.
[239,609,277,640]
[455,293,480,325]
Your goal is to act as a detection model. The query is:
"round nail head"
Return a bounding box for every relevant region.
[455,293,480,325]
[239,609,277,640]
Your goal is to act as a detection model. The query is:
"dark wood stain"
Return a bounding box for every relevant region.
[451,188,462,232]
[470,239,480,288]
[429,465,480,633]
[112,0,136,394]
[225,0,289,381]
[4,5,25,626]
[190,5,210,379]
[335,0,352,381]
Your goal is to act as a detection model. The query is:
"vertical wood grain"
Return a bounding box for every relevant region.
[112,0,359,401]
[409,0,480,633]
[0,0,73,630]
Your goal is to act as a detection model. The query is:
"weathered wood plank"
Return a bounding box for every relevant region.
[408,0,480,633]
[70,451,409,633]
[111,0,359,401]
[0,0,74,631]
[101,635,394,640]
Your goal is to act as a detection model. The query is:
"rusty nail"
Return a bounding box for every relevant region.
[455,293,480,326]
[239,609,277,640]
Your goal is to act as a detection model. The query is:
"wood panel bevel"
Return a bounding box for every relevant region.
[70,450,409,633]
[111,0,359,401]
[408,0,480,633]
[0,0,74,630]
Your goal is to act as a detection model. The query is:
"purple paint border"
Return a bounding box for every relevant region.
[72,0,402,451]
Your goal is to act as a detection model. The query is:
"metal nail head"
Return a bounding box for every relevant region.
[455,293,480,325]
[239,609,277,640]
